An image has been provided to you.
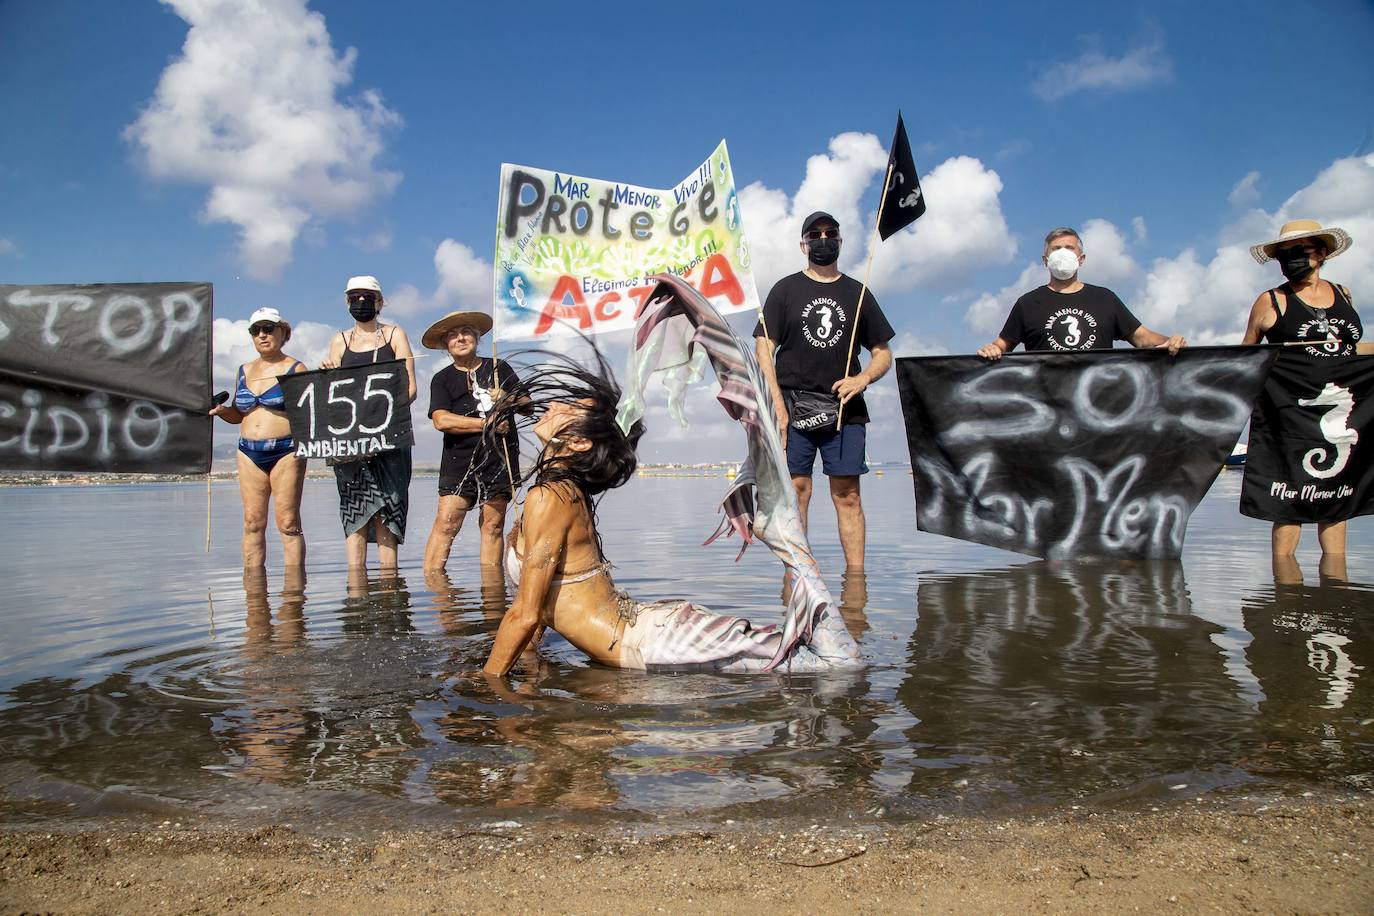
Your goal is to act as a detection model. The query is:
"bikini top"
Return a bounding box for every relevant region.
[234,361,304,412]
[504,541,611,589]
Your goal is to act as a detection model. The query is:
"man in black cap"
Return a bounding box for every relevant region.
[754,211,895,570]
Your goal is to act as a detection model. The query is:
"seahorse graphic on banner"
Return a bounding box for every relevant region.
[1298,382,1359,478]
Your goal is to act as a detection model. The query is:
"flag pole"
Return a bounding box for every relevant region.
[835,160,895,430]
[490,293,517,493]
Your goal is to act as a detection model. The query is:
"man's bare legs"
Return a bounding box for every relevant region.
[830,474,865,570]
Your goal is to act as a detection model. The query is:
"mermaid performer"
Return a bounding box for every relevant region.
[482,275,860,676]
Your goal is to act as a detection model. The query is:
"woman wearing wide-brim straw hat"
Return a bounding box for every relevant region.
[419,309,523,574]
[320,275,418,570]
[1241,219,1371,560]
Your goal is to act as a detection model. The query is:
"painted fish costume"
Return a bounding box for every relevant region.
[612,274,862,672]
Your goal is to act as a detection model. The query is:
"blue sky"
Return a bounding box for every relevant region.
[3,1,1374,462]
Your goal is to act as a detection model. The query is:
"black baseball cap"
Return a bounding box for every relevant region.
[800,211,839,236]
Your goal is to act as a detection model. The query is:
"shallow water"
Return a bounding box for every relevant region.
[0,471,1370,829]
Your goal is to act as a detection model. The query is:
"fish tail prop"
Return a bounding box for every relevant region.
[615,274,862,671]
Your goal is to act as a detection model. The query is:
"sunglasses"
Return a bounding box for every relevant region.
[804,228,841,241]
[249,322,279,336]
[1276,245,1317,257]
[347,291,379,304]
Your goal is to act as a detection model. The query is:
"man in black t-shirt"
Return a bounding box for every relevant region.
[977,226,1185,358]
[754,211,895,570]
[420,310,521,572]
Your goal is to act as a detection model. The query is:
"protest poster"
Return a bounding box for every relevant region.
[1241,350,1374,523]
[279,360,414,461]
[493,140,758,340]
[0,282,212,474]
[895,346,1277,560]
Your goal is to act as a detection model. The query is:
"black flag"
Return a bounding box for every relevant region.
[895,347,1277,560]
[1241,351,1374,523]
[279,360,414,461]
[878,112,926,240]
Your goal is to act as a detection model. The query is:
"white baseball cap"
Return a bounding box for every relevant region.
[345,275,383,294]
[249,307,287,327]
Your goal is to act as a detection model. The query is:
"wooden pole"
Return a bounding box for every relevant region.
[835,160,895,430]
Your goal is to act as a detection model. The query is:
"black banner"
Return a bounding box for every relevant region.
[279,360,413,461]
[1241,351,1374,523]
[0,282,212,473]
[896,347,1277,560]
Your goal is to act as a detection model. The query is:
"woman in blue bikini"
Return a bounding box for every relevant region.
[209,307,310,567]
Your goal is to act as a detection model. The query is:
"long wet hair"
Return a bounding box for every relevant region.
[481,344,646,547]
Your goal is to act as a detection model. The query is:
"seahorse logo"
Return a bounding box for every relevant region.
[815,305,834,340]
[893,171,922,208]
[1298,382,1359,478]
[1058,315,1082,347]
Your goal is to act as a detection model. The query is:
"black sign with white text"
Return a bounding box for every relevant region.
[0,282,212,474]
[279,360,413,461]
[896,347,1277,560]
[1241,351,1374,523]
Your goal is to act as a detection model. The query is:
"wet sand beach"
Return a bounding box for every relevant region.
[4,796,1371,913]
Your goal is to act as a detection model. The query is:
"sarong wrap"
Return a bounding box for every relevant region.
[615,275,861,671]
[334,449,412,542]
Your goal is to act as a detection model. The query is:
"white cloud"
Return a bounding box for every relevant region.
[964,262,1044,336]
[125,0,401,281]
[383,238,495,323]
[356,229,392,252]
[1229,170,1262,208]
[738,134,1014,298]
[889,331,949,357]
[1131,216,1148,244]
[738,131,888,294]
[211,316,335,392]
[1078,217,1141,287]
[962,153,1374,348]
[1033,36,1172,102]
[0,237,17,256]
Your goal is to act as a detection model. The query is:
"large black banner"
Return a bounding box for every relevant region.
[1241,351,1374,523]
[279,360,413,461]
[0,282,212,474]
[896,347,1277,560]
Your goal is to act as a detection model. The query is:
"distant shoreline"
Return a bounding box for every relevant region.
[0,462,916,487]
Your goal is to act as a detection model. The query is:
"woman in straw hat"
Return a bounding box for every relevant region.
[209,307,310,567]
[1242,219,1371,559]
[420,309,522,572]
[320,276,418,570]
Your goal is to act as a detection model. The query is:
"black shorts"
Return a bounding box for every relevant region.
[438,477,513,503]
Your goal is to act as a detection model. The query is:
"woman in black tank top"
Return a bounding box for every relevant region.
[1242,220,1370,564]
[321,276,419,569]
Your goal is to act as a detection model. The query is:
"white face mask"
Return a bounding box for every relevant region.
[1046,247,1081,281]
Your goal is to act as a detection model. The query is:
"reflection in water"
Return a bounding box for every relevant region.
[227,567,309,780]
[899,562,1262,805]
[0,478,1371,824]
[1239,554,1373,787]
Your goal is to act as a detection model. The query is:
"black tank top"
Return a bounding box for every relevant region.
[340,327,398,366]
[1261,281,1362,357]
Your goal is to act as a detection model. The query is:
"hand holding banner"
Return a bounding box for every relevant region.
[896,347,1277,560]
[279,360,414,461]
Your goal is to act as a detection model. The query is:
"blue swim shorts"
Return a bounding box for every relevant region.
[786,422,868,477]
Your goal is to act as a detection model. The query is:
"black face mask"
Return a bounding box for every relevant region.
[349,297,379,322]
[807,238,840,266]
[1278,252,1315,283]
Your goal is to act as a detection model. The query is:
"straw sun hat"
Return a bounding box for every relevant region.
[422,310,494,350]
[1250,219,1353,264]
